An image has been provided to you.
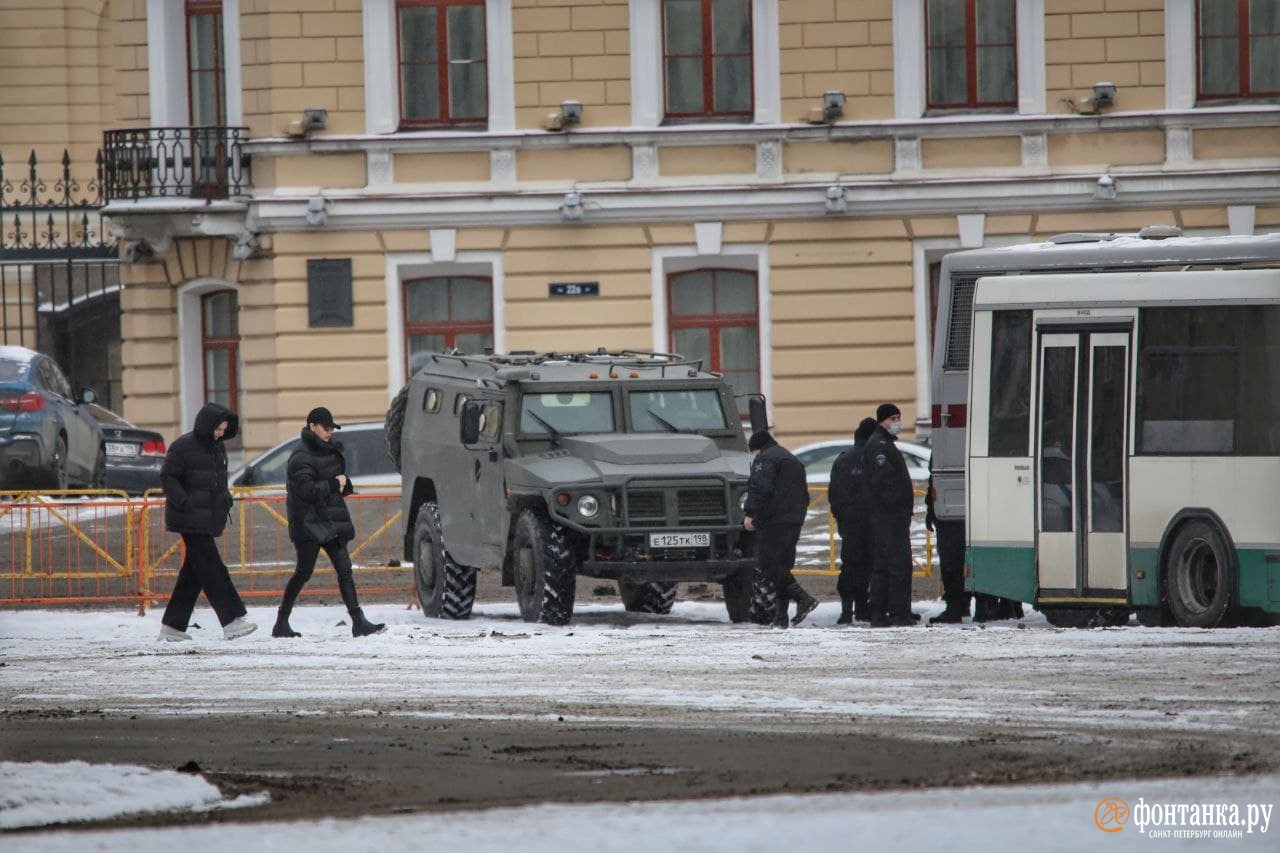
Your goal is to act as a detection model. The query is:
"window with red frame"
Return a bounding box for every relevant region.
[398,0,488,128]
[186,0,225,126]
[404,276,493,375]
[1198,0,1280,100]
[201,290,240,442]
[668,268,759,416]
[663,0,754,121]
[926,0,1017,110]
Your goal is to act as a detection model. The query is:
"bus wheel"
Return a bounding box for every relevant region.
[1165,520,1234,628]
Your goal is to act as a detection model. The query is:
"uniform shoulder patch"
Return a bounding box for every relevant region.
[875,453,887,466]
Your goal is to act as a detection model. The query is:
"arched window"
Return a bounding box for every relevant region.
[667,268,759,415]
[403,275,493,375]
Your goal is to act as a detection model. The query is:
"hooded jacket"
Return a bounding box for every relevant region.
[285,427,356,545]
[162,402,238,536]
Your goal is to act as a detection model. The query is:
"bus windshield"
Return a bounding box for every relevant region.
[628,389,728,432]
[519,391,614,435]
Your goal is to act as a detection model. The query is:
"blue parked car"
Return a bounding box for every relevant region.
[0,346,105,491]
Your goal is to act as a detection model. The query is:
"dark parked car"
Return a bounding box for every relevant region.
[85,404,166,495]
[0,346,104,490]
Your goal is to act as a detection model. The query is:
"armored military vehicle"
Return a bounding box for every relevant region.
[385,350,772,625]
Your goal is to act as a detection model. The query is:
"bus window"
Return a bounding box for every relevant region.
[1039,346,1076,533]
[1090,346,1126,533]
[988,310,1031,456]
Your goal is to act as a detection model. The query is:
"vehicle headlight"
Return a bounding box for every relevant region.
[577,494,600,518]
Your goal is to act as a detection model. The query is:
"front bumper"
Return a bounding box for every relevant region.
[581,556,756,583]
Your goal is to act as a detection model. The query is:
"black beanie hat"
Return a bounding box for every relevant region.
[876,403,901,423]
[748,431,777,451]
[854,417,878,443]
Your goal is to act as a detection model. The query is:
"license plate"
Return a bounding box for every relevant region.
[105,441,138,457]
[649,532,710,549]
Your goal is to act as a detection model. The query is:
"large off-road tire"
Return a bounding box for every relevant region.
[1165,519,1234,628]
[745,564,777,625]
[412,502,477,619]
[511,509,577,626]
[721,568,753,623]
[384,384,409,472]
[619,581,678,615]
[1040,606,1130,629]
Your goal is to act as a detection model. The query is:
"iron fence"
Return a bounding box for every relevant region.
[102,126,251,201]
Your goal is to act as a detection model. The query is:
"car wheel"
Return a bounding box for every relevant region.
[746,564,777,625]
[511,509,577,626]
[721,568,753,623]
[1165,519,1234,629]
[384,385,409,472]
[412,502,477,619]
[46,435,68,491]
[618,581,677,615]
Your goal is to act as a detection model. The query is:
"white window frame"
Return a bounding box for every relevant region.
[651,244,771,417]
[177,277,241,431]
[147,0,243,127]
[893,0,1044,119]
[384,251,506,394]
[630,0,780,127]
[364,0,514,135]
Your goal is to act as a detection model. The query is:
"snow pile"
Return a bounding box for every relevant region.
[0,760,268,829]
[6,771,1278,852]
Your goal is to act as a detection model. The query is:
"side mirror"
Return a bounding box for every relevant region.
[80,388,97,405]
[747,395,769,435]
[460,401,482,446]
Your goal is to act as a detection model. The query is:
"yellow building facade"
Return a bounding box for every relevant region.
[4,0,1279,454]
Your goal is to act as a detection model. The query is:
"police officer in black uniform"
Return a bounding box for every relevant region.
[744,430,819,629]
[828,417,878,624]
[864,403,915,627]
[925,457,970,623]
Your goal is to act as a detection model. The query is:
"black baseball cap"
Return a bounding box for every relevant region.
[306,406,342,430]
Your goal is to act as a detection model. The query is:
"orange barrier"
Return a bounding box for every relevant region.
[1,484,935,608]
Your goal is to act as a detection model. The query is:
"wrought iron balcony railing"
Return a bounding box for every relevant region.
[102,126,250,202]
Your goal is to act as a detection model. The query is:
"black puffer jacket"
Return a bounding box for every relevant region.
[744,443,810,527]
[828,438,871,533]
[286,427,356,545]
[162,402,238,536]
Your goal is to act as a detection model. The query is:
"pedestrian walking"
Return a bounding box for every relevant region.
[828,417,879,624]
[157,402,256,641]
[864,403,915,627]
[273,407,386,638]
[744,430,819,629]
[925,458,970,623]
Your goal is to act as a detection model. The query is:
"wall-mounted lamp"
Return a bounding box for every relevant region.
[305,196,329,227]
[805,90,847,124]
[1061,82,1117,115]
[1093,174,1117,201]
[561,191,584,221]
[544,100,583,132]
[286,107,329,138]
[824,185,847,214]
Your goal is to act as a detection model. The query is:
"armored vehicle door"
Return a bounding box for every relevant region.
[455,395,507,566]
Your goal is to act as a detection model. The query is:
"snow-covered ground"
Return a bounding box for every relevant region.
[3,602,1278,848]
[2,761,1276,851]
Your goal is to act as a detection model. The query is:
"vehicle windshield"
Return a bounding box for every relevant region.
[520,391,614,435]
[0,359,28,382]
[628,389,728,432]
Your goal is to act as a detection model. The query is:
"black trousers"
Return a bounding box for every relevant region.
[835,517,872,617]
[868,510,913,622]
[162,534,247,630]
[280,539,359,614]
[757,522,803,595]
[935,518,970,614]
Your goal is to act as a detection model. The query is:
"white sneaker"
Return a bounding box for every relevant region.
[158,625,193,642]
[223,617,258,640]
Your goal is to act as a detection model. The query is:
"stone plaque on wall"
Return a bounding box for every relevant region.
[307,258,353,327]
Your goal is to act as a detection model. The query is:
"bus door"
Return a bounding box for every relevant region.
[1035,325,1131,598]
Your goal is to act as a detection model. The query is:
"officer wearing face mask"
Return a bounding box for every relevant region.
[864,403,916,627]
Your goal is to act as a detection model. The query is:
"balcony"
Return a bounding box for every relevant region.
[102,127,250,202]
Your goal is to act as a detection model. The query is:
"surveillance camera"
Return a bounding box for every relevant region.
[1091,82,1116,108]
[1094,174,1117,201]
[560,100,582,126]
[305,196,328,227]
[1097,174,1115,189]
[303,107,328,131]
[122,240,153,263]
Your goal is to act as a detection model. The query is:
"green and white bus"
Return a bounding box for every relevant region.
[966,268,1280,628]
